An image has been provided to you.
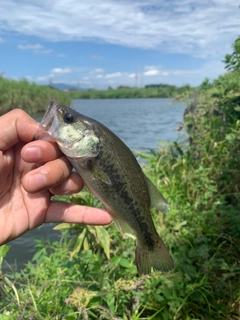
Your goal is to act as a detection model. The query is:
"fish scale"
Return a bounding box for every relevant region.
[37,101,174,274]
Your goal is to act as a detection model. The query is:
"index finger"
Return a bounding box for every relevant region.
[43,202,113,226]
[0,109,38,150]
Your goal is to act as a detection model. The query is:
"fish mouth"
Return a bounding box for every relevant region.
[36,101,59,141]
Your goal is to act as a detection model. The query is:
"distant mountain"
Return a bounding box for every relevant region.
[48,83,87,91]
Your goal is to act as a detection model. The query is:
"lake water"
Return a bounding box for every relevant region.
[2,98,186,273]
[73,98,186,151]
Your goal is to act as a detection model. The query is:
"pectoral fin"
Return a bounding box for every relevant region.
[145,176,170,213]
[92,167,112,185]
[82,158,112,185]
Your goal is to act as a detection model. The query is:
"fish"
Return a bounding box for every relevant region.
[37,100,174,275]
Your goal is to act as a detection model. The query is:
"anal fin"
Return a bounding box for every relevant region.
[112,215,136,240]
[144,176,170,214]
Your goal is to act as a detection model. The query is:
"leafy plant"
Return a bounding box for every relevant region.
[223,36,240,72]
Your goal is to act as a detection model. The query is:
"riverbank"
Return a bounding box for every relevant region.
[68,84,192,100]
[0,78,193,116]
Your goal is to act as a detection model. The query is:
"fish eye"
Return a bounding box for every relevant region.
[63,113,74,124]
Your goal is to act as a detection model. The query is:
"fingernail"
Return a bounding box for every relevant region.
[24,147,41,160]
[29,173,46,191]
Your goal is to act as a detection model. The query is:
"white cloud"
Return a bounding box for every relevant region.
[143,65,201,78]
[24,75,32,81]
[144,66,170,76]
[94,68,104,73]
[91,55,104,60]
[128,73,135,78]
[41,49,53,54]
[144,69,159,76]
[145,66,158,71]
[96,74,103,78]
[105,72,122,78]
[51,68,72,75]
[18,43,52,54]
[36,67,72,83]
[0,1,238,59]
[0,37,3,43]
[90,68,105,75]
[18,43,43,50]
[36,75,50,82]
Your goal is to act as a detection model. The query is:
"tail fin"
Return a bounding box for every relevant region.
[135,239,174,275]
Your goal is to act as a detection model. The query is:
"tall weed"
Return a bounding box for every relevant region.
[0,78,71,115]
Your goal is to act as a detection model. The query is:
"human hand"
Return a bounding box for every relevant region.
[0,109,112,245]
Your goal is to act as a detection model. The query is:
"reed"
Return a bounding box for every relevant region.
[0,78,71,115]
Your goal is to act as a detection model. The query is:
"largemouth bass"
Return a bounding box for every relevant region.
[37,101,174,275]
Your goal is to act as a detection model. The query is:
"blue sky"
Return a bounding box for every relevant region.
[0,0,239,89]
